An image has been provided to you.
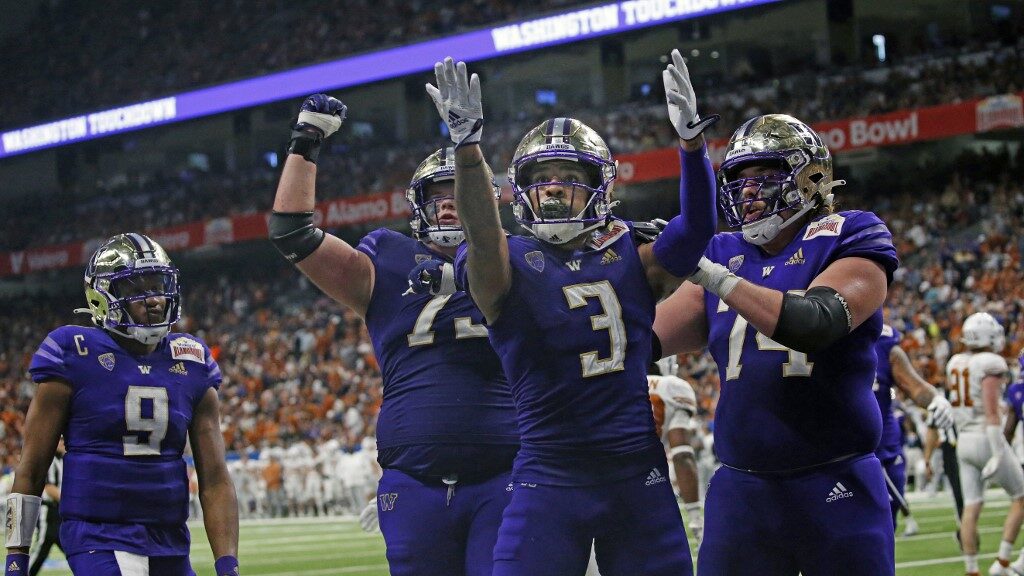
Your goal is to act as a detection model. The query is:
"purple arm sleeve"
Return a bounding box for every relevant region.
[652,144,718,277]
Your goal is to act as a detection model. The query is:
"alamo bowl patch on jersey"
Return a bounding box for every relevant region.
[170,336,205,363]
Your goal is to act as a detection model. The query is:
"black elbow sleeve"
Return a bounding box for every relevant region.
[269,211,326,264]
[771,286,853,354]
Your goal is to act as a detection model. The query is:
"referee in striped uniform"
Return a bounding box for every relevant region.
[28,438,64,576]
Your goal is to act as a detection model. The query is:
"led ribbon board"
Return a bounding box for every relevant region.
[0,0,780,159]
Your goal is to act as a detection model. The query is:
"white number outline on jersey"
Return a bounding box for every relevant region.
[719,293,813,380]
[563,280,627,377]
[123,386,170,456]
[408,294,487,347]
[948,366,973,407]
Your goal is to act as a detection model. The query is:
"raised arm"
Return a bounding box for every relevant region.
[641,48,719,288]
[270,95,375,317]
[427,58,509,323]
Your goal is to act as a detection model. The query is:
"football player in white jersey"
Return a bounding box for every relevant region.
[946,312,1024,576]
[647,356,703,546]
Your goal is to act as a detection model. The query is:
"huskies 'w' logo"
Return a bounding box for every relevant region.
[379,493,398,512]
[137,365,152,374]
[566,260,582,271]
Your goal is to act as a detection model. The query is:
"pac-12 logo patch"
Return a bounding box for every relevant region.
[728,255,744,273]
[525,251,545,272]
[98,353,116,371]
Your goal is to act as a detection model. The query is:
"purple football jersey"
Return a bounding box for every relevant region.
[1008,382,1024,423]
[356,229,519,479]
[704,210,899,472]
[455,220,664,486]
[873,324,903,461]
[29,326,220,556]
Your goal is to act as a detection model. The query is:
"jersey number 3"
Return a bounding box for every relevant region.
[123,386,170,456]
[564,280,626,378]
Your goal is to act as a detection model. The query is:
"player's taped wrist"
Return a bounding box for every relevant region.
[4,553,29,576]
[687,257,740,298]
[4,493,41,548]
[669,445,695,458]
[269,211,326,264]
[287,126,325,164]
[771,286,852,354]
[214,555,239,576]
[987,424,1006,457]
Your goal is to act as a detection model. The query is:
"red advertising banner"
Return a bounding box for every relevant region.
[616,91,1024,184]
[3,93,1021,277]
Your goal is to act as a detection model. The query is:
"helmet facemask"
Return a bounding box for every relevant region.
[509,118,617,245]
[78,233,182,346]
[408,147,483,248]
[718,115,838,246]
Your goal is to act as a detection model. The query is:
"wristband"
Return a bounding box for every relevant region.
[4,553,29,576]
[287,127,324,164]
[215,555,239,576]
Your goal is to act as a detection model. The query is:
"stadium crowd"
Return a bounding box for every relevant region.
[2,39,1021,253]
[2,147,1022,517]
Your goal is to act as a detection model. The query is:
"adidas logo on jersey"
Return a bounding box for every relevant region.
[600,249,621,265]
[825,482,854,502]
[7,559,21,572]
[169,362,188,376]
[785,248,805,266]
[645,468,668,486]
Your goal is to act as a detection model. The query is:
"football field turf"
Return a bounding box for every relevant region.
[37,490,1011,575]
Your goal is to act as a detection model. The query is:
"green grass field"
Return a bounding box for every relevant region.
[36,490,1014,575]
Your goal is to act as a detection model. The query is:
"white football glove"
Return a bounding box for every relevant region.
[426,57,483,148]
[925,395,954,431]
[662,49,718,141]
[983,455,1000,480]
[359,498,379,533]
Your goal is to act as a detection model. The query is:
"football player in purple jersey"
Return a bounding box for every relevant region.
[4,234,238,576]
[654,114,900,575]
[426,50,717,576]
[1001,350,1024,573]
[872,323,953,536]
[270,96,519,576]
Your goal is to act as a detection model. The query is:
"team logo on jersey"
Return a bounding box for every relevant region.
[98,353,116,371]
[138,365,152,374]
[566,259,582,271]
[728,255,744,273]
[525,251,545,272]
[414,253,432,264]
[762,266,775,277]
[644,468,668,486]
[803,213,846,240]
[600,248,621,265]
[825,481,854,502]
[378,493,398,512]
[785,247,805,266]
[169,362,189,376]
[170,337,205,364]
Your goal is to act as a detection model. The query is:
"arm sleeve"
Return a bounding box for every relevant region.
[652,145,717,277]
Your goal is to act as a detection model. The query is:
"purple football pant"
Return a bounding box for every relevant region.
[492,463,692,576]
[698,453,894,576]
[881,452,907,529]
[66,550,194,575]
[377,468,512,576]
